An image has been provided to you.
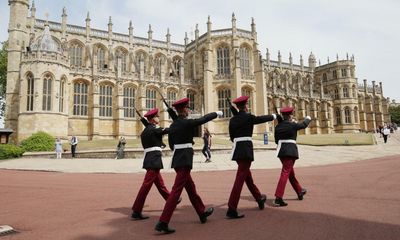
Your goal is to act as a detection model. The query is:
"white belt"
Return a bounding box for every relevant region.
[174,143,193,149]
[276,139,297,156]
[144,146,162,153]
[231,137,252,159]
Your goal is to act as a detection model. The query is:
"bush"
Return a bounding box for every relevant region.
[20,131,54,152]
[0,144,25,159]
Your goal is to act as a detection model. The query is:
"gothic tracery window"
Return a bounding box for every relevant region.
[97,47,106,70]
[73,81,88,116]
[217,46,230,75]
[26,73,34,111]
[99,84,113,117]
[187,91,195,111]
[239,47,250,77]
[69,43,83,67]
[42,74,52,111]
[217,89,231,118]
[344,107,351,123]
[123,86,135,118]
[146,89,156,110]
[242,88,252,113]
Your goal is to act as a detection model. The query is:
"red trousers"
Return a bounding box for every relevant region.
[274,157,302,198]
[159,167,205,223]
[132,169,170,213]
[228,160,262,210]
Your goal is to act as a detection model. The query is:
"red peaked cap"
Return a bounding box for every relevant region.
[280,107,294,115]
[144,108,159,119]
[233,96,249,106]
[172,97,189,109]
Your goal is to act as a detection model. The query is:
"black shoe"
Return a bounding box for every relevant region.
[226,208,245,219]
[273,198,288,207]
[257,194,267,210]
[131,211,149,220]
[177,197,182,205]
[298,188,307,200]
[155,221,175,234]
[199,207,214,223]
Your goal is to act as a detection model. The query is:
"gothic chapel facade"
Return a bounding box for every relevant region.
[5,0,390,142]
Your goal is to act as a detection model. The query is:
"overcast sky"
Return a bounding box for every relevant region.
[0,0,399,127]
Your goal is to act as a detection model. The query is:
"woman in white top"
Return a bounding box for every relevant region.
[382,126,390,143]
[55,138,63,158]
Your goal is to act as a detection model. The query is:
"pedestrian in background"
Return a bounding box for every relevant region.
[202,128,212,163]
[55,138,63,159]
[115,137,126,159]
[70,136,78,158]
[382,126,390,143]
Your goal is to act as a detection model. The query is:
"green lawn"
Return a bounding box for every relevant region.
[254,133,375,146]
[64,133,375,151]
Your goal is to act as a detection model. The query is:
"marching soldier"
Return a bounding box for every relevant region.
[131,108,179,220]
[273,107,311,206]
[155,98,223,234]
[226,96,277,219]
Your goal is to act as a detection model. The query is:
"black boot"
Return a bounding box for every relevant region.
[226,208,245,219]
[257,194,267,210]
[297,188,307,200]
[199,207,214,223]
[155,221,175,234]
[131,211,149,220]
[273,198,288,207]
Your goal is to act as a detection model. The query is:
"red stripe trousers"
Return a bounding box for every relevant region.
[228,160,262,210]
[159,167,205,223]
[132,169,170,213]
[274,157,302,198]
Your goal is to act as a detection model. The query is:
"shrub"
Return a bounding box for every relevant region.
[0,144,25,159]
[20,131,54,152]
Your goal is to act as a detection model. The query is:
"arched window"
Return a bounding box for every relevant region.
[187,91,195,110]
[344,107,351,123]
[97,47,106,70]
[99,84,113,117]
[59,77,65,112]
[334,88,339,99]
[217,46,230,75]
[154,55,162,77]
[332,70,337,79]
[26,73,34,111]
[354,107,359,123]
[335,107,341,125]
[322,73,327,81]
[146,88,156,110]
[241,88,252,113]
[341,68,347,77]
[123,86,135,118]
[173,59,181,77]
[115,48,127,72]
[42,74,52,111]
[218,89,231,118]
[73,81,88,116]
[352,85,357,98]
[69,43,83,67]
[135,51,147,73]
[239,47,250,77]
[167,90,177,107]
[343,86,349,98]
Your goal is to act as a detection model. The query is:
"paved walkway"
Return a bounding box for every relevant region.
[0,132,399,173]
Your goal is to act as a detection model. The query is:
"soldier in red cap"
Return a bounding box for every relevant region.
[155,97,223,234]
[131,108,179,220]
[226,96,277,219]
[273,107,311,206]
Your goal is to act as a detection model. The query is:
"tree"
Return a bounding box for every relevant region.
[0,41,7,122]
[389,105,400,124]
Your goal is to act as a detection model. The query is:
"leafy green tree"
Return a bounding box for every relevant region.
[389,105,400,124]
[0,41,7,120]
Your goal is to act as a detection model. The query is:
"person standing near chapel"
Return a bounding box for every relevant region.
[70,136,78,158]
[131,108,177,220]
[115,136,126,159]
[382,125,390,143]
[55,138,63,159]
[155,98,223,234]
[202,128,212,163]
[273,107,311,207]
[226,96,277,219]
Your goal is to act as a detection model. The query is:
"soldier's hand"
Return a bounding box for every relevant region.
[305,116,311,120]
[216,111,223,117]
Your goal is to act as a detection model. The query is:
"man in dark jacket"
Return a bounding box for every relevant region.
[131,108,175,220]
[273,107,311,206]
[226,96,277,219]
[155,98,223,234]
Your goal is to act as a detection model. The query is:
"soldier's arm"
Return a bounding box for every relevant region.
[167,107,178,120]
[295,116,311,130]
[140,117,150,127]
[191,112,218,127]
[252,114,277,124]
